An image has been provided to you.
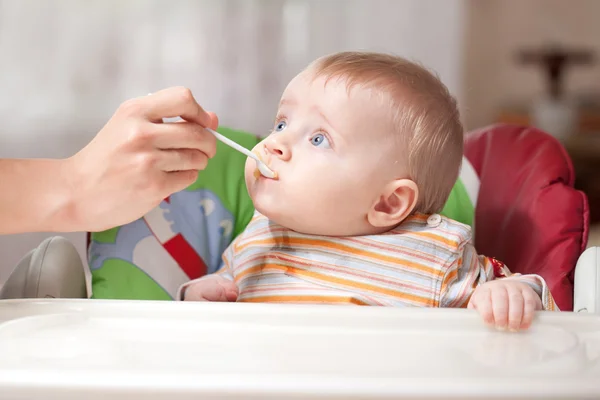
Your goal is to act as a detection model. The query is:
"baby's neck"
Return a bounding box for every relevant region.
[261,212,421,238]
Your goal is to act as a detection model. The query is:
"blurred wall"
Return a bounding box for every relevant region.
[0,0,467,282]
[463,0,600,131]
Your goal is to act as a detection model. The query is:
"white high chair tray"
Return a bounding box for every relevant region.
[0,299,598,400]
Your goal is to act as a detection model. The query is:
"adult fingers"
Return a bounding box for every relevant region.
[162,170,199,195]
[207,111,219,130]
[156,149,209,172]
[151,121,217,157]
[132,87,214,127]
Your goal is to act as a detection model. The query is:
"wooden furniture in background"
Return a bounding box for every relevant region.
[564,134,600,224]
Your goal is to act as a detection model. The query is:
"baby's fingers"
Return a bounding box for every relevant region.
[217,279,239,302]
[183,282,210,301]
[470,289,494,326]
[506,285,524,332]
[188,280,235,302]
[491,286,509,330]
[520,287,542,330]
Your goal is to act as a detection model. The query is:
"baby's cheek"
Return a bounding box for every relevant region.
[243,158,257,184]
[331,175,376,212]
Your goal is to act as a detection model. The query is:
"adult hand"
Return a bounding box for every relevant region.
[66,86,219,231]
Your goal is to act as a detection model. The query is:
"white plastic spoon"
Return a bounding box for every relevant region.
[205,128,277,179]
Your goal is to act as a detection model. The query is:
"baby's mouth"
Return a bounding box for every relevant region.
[252,150,277,180]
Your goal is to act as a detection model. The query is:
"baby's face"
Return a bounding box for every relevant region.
[245,70,402,236]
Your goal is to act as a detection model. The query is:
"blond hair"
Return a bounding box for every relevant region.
[308,51,463,214]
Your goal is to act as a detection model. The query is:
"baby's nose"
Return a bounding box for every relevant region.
[264,137,291,161]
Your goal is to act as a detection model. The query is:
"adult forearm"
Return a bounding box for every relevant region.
[0,158,77,234]
[0,87,219,235]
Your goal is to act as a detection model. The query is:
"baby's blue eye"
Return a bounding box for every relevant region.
[275,121,287,132]
[310,133,330,148]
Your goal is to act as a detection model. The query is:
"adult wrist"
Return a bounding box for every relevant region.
[45,157,80,232]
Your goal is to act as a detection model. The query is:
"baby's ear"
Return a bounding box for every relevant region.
[367,179,418,228]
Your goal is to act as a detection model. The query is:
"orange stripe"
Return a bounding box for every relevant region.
[439,265,457,296]
[238,225,287,240]
[406,214,429,223]
[241,221,460,250]
[239,295,370,305]
[235,263,437,306]
[394,231,460,248]
[347,237,446,264]
[236,237,440,277]
[242,252,435,295]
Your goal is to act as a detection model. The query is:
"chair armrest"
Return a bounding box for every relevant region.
[573,246,600,313]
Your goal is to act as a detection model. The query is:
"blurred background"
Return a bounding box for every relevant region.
[1,0,600,283]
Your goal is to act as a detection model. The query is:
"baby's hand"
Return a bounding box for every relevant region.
[468,279,542,331]
[183,275,239,302]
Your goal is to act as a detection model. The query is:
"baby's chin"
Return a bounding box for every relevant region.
[250,192,302,230]
[251,197,348,236]
[252,199,290,227]
[253,200,383,237]
[251,190,280,218]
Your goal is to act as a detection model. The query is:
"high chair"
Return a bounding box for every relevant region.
[1,124,596,310]
[0,124,599,399]
[463,124,595,313]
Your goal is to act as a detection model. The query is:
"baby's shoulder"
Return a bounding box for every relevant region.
[398,213,472,237]
[383,213,473,257]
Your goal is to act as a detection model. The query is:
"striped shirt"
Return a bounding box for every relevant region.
[183,212,557,310]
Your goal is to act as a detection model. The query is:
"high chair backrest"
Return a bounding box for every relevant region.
[464,124,589,311]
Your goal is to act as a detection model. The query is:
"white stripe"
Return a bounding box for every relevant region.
[143,206,176,243]
[459,156,480,207]
[132,236,189,298]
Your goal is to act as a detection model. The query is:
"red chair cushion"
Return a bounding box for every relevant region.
[464,124,589,311]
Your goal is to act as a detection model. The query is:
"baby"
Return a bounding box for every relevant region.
[179,51,557,331]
